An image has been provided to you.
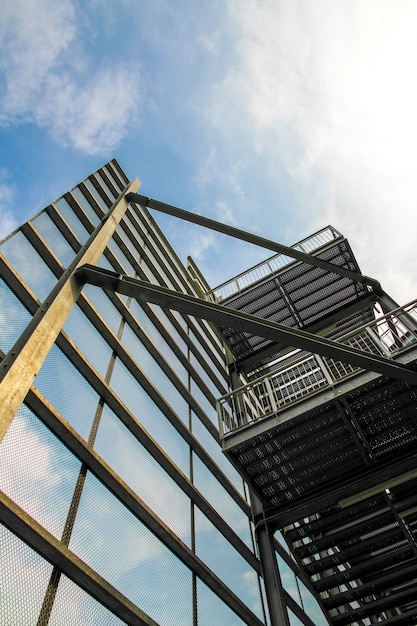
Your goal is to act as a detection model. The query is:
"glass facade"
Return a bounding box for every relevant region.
[0,160,324,625]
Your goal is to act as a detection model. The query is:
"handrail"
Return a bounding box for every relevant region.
[205,226,341,302]
[217,299,417,437]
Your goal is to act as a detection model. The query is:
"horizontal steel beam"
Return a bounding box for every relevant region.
[126,192,382,293]
[76,264,417,386]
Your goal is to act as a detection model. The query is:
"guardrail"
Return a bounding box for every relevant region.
[217,299,417,437]
[205,226,341,303]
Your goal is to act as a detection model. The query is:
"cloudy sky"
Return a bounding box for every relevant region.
[1,0,417,303]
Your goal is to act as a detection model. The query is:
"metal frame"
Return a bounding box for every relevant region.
[75,264,417,386]
[126,193,382,293]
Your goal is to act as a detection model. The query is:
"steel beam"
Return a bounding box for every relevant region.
[0,180,139,443]
[126,193,382,293]
[75,265,417,386]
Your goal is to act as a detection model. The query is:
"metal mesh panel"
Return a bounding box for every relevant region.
[55,197,90,243]
[193,454,252,548]
[217,238,373,362]
[71,187,101,226]
[63,303,113,379]
[0,405,81,539]
[109,357,190,476]
[69,472,193,626]
[0,279,32,353]
[0,524,54,625]
[1,229,57,300]
[94,404,191,546]
[83,284,123,335]
[194,507,263,620]
[48,574,127,626]
[31,211,76,266]
[196,578,253,626]
[35,344,100,440]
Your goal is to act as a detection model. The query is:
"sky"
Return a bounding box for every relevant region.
[1,0,417,304]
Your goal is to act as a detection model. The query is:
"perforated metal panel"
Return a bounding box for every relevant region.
[217,237,374,365]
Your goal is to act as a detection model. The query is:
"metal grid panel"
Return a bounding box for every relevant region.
[0,524,54,625]
[0,404,82,539]
[218,239,373,363]
[48,574,128,625]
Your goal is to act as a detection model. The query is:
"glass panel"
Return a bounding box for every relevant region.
[189,328,225,371]
[36,345,100,440]
[49,574,127,626]
[32,212,76,266]
[1,230,56,300]
[190,377,217,423]
[55,197,90,243]
[132,300,188,355]
[0,405,81,538]
[110,358,189,476]
[193,455,252,548]
[0,525,54,625]
[63,304,113,378]
[0,280,31,352]
[277,553,301,604]
[289,610,306,626]
[195,508,263,619]
[69,472,193,626]
[71,187,101,226]
[95,405,191,545]
[122,213,144,248]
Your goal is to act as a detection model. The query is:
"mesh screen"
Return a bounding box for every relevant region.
[94,404,191,545]
[48,574,127,626]
[35,344,100,440]
[63,303,113,379]
[0,524,54,625]
[69,472,193,626]
[218,238,373,363]
[1,229,57,300]
[0,405,81,539]
[109,357,190,476]
[31,211,76,266]
[196,578,255,626]
[195,507,262,619]
[0,279,32,353]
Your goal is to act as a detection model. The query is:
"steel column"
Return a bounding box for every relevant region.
[0,179,139,443]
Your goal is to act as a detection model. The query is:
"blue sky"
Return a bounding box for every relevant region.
[1,0,417,302]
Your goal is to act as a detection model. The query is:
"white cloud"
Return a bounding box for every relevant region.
[210,1,417,303]
[0,0,141,156]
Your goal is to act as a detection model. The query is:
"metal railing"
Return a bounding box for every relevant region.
[205,226,341,303]
[217,299,417,437]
